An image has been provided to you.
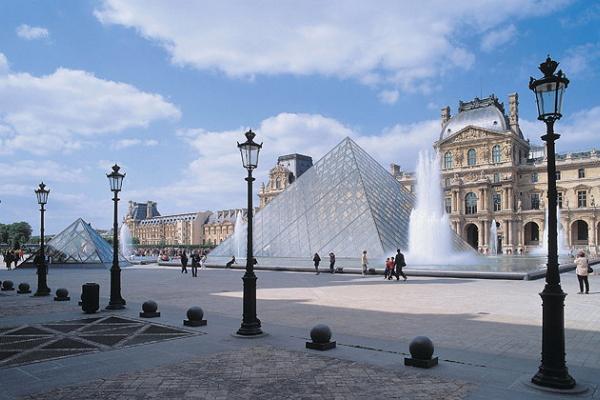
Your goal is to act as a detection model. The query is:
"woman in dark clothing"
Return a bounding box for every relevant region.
[191,252,199,277]
[313,253,321,275]
[180,251,188,274]
[329,252,336,273]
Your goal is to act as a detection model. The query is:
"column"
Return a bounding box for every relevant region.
[507,187,513,211]
[483,221,488,248]
[478,222,483,251]
[508,220,513,247]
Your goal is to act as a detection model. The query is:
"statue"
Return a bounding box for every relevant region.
[517,198,522,212]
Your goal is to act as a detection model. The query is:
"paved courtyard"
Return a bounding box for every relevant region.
[1,265,599,399]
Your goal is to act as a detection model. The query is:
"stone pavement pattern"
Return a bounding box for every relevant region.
[21,346,473,400]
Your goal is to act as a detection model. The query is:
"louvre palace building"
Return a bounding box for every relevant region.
[394,93,600,255]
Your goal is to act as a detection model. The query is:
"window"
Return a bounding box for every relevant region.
[275,178,281,189]
[465,192,477,215]
[578,168,585,178]
[467,149,476,166]
[578,190,587,208]
[531,172,538,183]
[557,192,563,209]
[556,171,561,180]
[444,152,453,169]
[492,145,501,163]
[444,197,452,214]
[531,193,540,210]
[444,178,451,187]
[493,193,501,211]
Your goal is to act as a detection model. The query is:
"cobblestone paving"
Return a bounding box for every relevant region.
[0,291,80,317]
[22,346,473,400]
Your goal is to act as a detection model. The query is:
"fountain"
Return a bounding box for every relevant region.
[408,150,473,264]
[534,206,570,256]
[489,219,498,255]
[233,210,246,259]
[119,224,133,259]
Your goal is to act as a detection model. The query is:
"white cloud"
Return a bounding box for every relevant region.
[95,0,568,94]
[480,24,517,52]
[0,160,86,182]
[378,89,399,105]
[112,138,160,149]
[155,113,440,210]
[0,53,8,74]
[16,24,49,40]
[0,61,180,155]
[562,42,600,77]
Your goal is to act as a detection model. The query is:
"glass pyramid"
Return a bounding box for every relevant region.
[211,137,470,259]
[23,218,129,267]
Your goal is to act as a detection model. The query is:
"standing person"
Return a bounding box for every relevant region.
[329,252,336,274]
[19,248,24,261]
[225,256,236,268]
[4,251,11,270]
[180,251,188,274]
[200,253,207,270]
[361,250,368,276]
[313,253,321,275]
[575,250,590,294]
[191,252,199,277]
[394,249,408,281]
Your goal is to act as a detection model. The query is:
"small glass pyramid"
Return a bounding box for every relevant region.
[23,218,129,267]
[211,137,471,259]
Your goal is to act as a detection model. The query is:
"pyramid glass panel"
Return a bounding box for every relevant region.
[22,218,129,267]
[211,137,471,259]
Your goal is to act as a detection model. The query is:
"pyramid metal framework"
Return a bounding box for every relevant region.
[23,218,128,267]
[212,137,470,259]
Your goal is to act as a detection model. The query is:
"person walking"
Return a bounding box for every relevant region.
[200,254,207,270]
[191,252,199,277]
[329,252,336,274]
[180,251,188,274]
[384,258,392,280]
[361,250,368,276]
[225,256,236,268]
[4,251,11,270]
[575,250,590,294]
[313,253,321,275]
[394,249,407,281]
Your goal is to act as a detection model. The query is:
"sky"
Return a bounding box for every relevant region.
[0,0,599,234]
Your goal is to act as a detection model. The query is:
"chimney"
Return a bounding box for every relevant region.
[146,201,154,219]
[390,163,401,177]
[441,106,451,127]
[508,93,519,132]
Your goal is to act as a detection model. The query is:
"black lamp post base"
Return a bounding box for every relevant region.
[106,299,126,310]
[532,369,576,390]
[236,322,263,336]
[33,288,51,297]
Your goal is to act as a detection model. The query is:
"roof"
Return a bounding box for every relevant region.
[440,95,509,141]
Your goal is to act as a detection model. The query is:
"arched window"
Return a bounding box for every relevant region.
[444,152,453,169]
[275,177,281,189]
[467,149,476,166]
[465,192,478,215]
[492,145,501,163]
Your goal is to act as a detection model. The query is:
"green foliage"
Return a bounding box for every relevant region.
[0,222,32,247]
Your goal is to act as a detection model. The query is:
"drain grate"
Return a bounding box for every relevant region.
[0,338,53,350]
[0,315,200,368]
[8,327,52,336]
[43,338,97,350]
[78,335,129,346]
[42,324,86,333]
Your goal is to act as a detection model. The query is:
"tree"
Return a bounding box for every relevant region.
[7,222,32,247]
[0,224,8,243]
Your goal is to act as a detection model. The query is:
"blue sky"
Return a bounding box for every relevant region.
[0,0,599,234]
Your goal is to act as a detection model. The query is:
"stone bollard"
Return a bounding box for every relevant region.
[306,324,336,350]
[404,336,438,368]
[54,288,70,301]
[183,306,207,326]
[17,282,31,294]
[140,300,161,318]
[1,280,15,291]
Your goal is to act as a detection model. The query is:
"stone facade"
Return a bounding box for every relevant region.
[202,208,248,246]
[124,201,212,246]
[394,94,600,255]
[258,154,313,208]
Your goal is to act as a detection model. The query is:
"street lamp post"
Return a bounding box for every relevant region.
[236,129,264,336]
[529,56,575,389]
[106,164,126,310]
[34,182,50,297]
